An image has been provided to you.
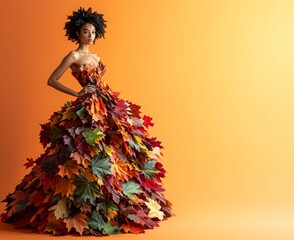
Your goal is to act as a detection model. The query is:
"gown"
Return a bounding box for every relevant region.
[0,61,172,236]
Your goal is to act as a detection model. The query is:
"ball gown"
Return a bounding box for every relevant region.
[1,61,172,236]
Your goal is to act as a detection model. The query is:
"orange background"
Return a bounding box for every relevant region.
[0,0,294,239]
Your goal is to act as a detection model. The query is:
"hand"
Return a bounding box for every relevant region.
[78,84,96,97]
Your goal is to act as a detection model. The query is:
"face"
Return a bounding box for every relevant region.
[77,23,96,44]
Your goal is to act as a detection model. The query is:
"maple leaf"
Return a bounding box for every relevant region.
[73,176,100,204]
[61,107,77,121]
[87,211,104,230]
[76,106,86,119]
[87,211,119,234]
[82,128,105,146]
[70,151,91,168]
[28,190,46,207]
[111,159,135,181]
[127,101,141,117]
[147,137,163,149]
[107,209,117,221]
[122,181,142,199]
[102,222,120,234]
[120,222,145,234]
[54,178,76,197]
[143,115,154,128]
[7,191,29,217]
[145,197,164,220]
[142,160,159,178]
[23,157,35,169]
[127,210,159,228]
[45,211,67,235]
[49,198,69,219]
[103,145,114,156]
[91,155,112,180]
[58,160,79,179]
[64,213,89,235]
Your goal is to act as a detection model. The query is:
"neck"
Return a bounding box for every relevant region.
[76,44,90,53]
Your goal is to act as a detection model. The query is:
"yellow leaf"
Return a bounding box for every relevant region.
[104,145,114,156]
[145,197,164,220]
[107,209,117,221]
[49,198,69,219]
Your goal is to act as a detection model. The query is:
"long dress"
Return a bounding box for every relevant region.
[0,61,172,236]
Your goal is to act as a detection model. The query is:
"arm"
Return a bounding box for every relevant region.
[47,51,80,97]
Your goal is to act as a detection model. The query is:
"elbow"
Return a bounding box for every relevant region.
[47,79,53,86]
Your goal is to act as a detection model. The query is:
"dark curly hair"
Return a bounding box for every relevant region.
[64,7,107,43]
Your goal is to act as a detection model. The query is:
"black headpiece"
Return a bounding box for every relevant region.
[64,7,107,43]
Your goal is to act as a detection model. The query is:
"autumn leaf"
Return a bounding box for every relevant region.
[54,178,76,197]
[28,190,46,207]
[107,209,117,221]
[73,176,100,204]
[23,157,34,169]
[91,155,112,180]
[49,198,69,219]
[70,151,91,168]
[122,181,142,199]
[102,222,120,234]
[111,159,135,181]
[76,106,86,119]
[82,128,105,146]
[58,160,79,179]
[61,107,77,121]
[45,211,67,235]
[145,197,164,220]
[120,222,145,234]
[142,160,159,178]
[7,191,29,217]
[143,115,154,128]
[64,213,89,235]
[87,211,103,231]
[87,211,119,234]
[103,145,114,156]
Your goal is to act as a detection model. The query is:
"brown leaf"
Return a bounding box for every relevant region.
[64,213,89,235]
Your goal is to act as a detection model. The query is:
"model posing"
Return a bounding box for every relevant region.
[1,7,172,236]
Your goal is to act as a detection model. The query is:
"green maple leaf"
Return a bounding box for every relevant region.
[73,176,100,204]
[87,211,120,234]
[142,160,159,178]
[122,181,142,198]
[96,199,118,213]
[82,128,105,146]
[91,156,112,180]
[102,222,120,234]
[87,211,104,230]
[76,106,86,119]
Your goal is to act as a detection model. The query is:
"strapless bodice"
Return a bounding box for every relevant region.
[71,61,106,87]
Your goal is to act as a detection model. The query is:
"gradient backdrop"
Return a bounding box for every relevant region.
[0,0,294,239]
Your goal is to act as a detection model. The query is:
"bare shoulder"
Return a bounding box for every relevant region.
[65,50,80,61]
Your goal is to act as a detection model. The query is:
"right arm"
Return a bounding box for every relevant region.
[47,51,95,97]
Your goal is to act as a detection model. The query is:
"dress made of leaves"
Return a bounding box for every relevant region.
[1,62,172,236]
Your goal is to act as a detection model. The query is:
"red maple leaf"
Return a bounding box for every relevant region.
[23,157,35,169]
[143,115,154,128]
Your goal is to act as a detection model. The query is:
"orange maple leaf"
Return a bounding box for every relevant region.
[111,159,135,181]
[58,160,79,179]
[120,222,145,234]
[54,178,76,197]
[64,213,89,235]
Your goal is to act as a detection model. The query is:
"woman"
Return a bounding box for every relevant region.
[1,7,172,236]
